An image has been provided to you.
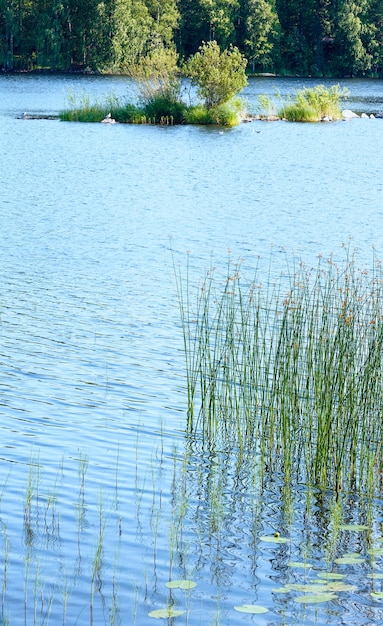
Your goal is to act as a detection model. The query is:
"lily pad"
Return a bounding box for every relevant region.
[288,583,332,593]
[288,582,356,593]
[317,572,345,580]
[339,524,369,531]
[334,556,365,565]
[165,580,197,590]
[294,593,338,604]
[234,605,268,614]
[368,548,383,557]
[259,535,289,544]
[371,592,383,599]
[325,582,357,592]
[287,561,312,569]
[272,586,291,593]
[149,608,186,619]
[367,573,383,579]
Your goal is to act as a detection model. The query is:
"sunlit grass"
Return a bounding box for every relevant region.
[60,89,245,126]
[257,84,349,122]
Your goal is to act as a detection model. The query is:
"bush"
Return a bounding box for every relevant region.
[184,105,215,125]
[143,94,186,124]
[211,98,246,127]
[130,46,181,102]
[185,40,248,109]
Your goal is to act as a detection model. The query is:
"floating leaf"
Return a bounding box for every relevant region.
[371,592,383,599]
[294,593,338,604]
[259,535,289,544]
[367,573,383,579]
[149,607,185,619]
[317,573,345,580]
[339,524,369,531]
[272,586,291,593]
[368,548,383,557]
[334,556,364,565]
[325,582,357,592]
[288,584,332,593]
[165,580,197,590]
[287,561,312,569]
[234,605,268,614]
[288,581,356,593]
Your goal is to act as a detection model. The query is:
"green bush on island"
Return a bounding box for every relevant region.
[257,84,349,122]
[185,40,248,109]
[60,42,248,127]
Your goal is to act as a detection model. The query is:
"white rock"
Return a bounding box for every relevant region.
[342,109,359,119]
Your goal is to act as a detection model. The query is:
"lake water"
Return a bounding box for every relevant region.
[1,73,383,625]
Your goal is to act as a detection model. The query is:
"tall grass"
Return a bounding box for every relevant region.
[257,85,348,122]
[175,248,383,493]
[60,89,245,127]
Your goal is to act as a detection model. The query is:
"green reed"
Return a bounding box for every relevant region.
[176,249,383,493]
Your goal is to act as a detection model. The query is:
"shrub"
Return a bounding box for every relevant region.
[130,46,181,102]
[185,40,248,109]
[184,105,215,125]
[143,94,186,124]
[211,98,246,127]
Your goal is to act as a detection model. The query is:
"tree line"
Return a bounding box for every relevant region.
[1,0,383,76]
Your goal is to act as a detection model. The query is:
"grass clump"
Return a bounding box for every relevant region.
[175,248,383,494]
[258,84,349,122]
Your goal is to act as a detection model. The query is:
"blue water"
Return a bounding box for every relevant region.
[0,73,383,625]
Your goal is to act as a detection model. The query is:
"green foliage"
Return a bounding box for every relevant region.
[210,98,246,126]
[59,90,109,122]
[3,0,383,76]
[257,85,349,122]
[185,40,248,108]
[281,84,348,121]
[183,105,216,125]
[143,94,186,124]
[242,0,280,71]
[183,98,244,126]
[130,46,180,101]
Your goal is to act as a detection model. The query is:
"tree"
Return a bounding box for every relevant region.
[330,0,372,75]
[186,40,247,108]
[145,0,179,46]
[199,0,239,47]
[111,0,153,70]
[176,0,238,57]
[240,0,280,71]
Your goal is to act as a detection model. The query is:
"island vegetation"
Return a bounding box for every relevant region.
[2,0,383,78]
[60,41,249,126]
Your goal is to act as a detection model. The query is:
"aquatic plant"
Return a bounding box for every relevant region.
[257,84,349,121]
[175,247,383,493]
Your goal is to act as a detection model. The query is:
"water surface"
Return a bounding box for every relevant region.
[0,74,383,625]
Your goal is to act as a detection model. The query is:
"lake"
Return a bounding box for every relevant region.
[1,73,383,625]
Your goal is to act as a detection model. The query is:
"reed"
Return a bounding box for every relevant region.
[176,248,383,493]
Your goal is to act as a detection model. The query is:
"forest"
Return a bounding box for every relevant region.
[1,0,383,77]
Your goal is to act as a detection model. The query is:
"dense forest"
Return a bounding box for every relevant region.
[1,0,383,77]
